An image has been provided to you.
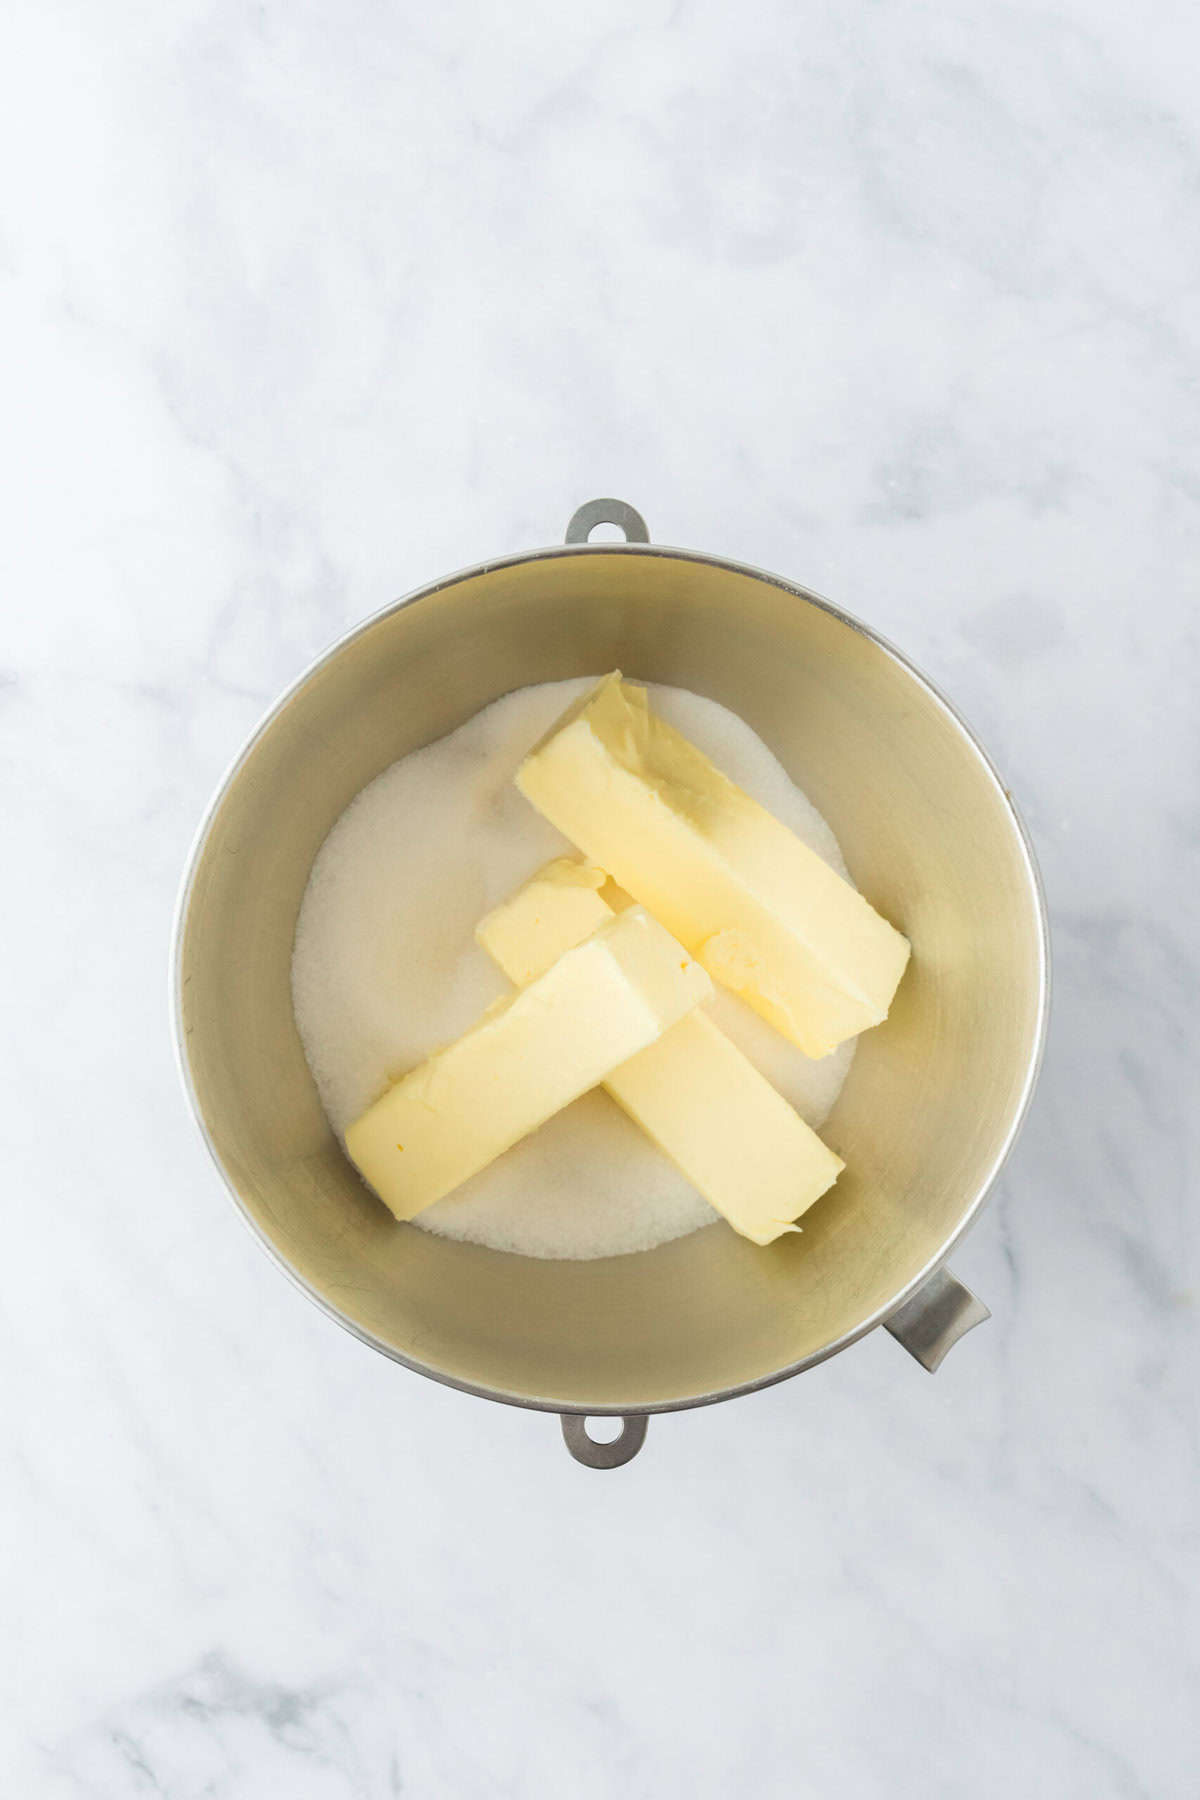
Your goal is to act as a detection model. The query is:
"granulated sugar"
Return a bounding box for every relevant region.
[291,678,856,1260]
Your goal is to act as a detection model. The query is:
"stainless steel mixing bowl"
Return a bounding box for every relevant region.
[173,499,1049,1467]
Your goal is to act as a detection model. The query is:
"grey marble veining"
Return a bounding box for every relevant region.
[1,2,1197,1795]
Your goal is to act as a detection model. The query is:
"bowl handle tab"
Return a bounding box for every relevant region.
[560,1413,649,1468]
[565,498,651,545]
[884,1267,990,1372]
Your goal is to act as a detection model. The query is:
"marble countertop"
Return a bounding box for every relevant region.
[2,4,1196,1795]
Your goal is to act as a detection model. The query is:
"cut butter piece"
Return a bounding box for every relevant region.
[477,858,845,1244]
[474,855,610,987]
[345,904,710,1220]
[515,673,910,1057]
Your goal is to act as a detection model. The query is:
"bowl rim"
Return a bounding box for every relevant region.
[171,538,1051,1417]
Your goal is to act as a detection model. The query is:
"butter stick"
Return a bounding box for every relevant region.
[478,859,844,1244]
[516,674,910,1057]
[346,905,710,1219]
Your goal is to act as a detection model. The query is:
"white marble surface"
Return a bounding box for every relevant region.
[2,2,1197,1794]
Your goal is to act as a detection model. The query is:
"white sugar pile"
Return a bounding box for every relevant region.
[291,678,856,1261]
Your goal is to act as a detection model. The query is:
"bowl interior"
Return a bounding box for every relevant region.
[177,548,1046,1410]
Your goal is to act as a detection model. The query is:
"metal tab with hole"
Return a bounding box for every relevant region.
[560,1414,649,1468]
[565,498,650,545]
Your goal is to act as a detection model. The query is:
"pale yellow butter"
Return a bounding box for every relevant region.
[474,856,610,987]
[478,859,845,1244]
[345,905,710,1220]
[515,674,910,1057]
